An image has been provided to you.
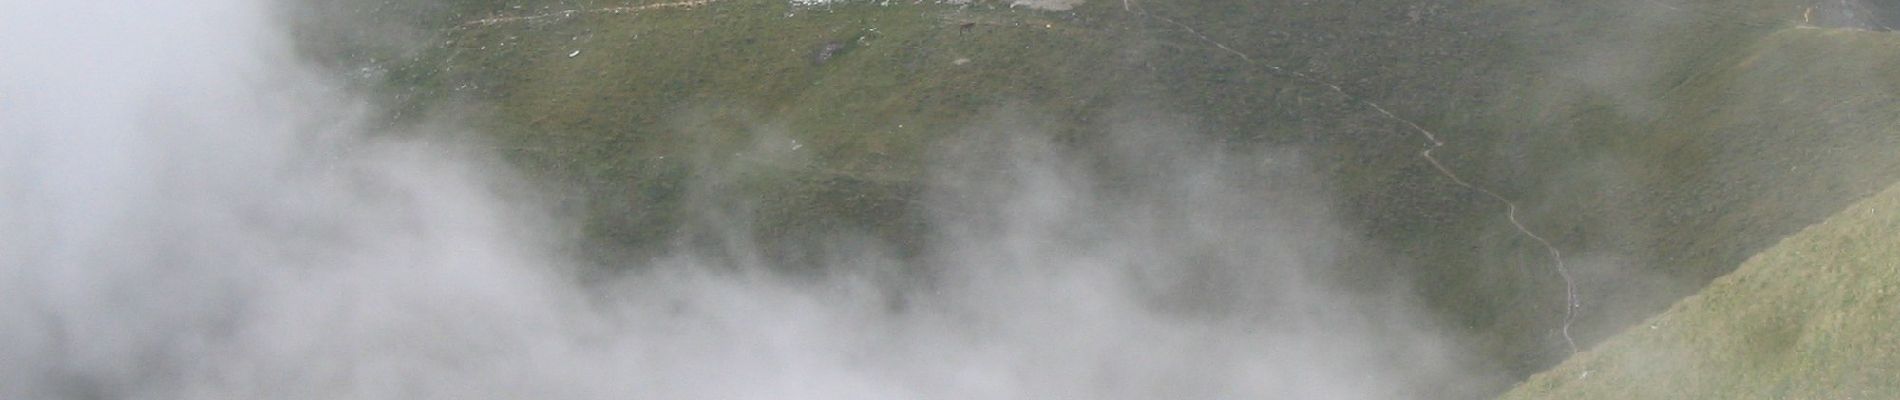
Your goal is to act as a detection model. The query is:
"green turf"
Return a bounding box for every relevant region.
[1501,170,1900,399]
[403,0,1147,256]
[342,0,1900,396]
[1457,11,1900,374]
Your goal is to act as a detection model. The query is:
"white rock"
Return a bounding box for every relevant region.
[1008,0,1083,10]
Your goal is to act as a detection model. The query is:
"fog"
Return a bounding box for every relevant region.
[0,1,1483,398]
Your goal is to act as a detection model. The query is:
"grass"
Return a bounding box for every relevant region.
[1499,174,1900,399]
[358,0,1900,396]
[409,0,1141,253]
[1457,9,1900,371]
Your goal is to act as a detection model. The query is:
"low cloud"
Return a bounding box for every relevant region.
[0,0,1487,399]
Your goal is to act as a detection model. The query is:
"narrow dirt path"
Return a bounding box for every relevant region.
[1133,5,1582,354]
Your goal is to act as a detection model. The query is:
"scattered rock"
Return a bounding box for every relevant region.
[813,41,846,65]
[1008,0,1083,11]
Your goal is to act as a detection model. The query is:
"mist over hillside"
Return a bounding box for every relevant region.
[8,0,1900,398]
[2,0,1479,398]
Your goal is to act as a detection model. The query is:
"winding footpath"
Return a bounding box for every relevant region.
[1136,5,1582,354]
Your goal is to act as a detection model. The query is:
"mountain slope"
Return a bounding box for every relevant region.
[1455,4,1900,371]
[400,0,1150,254]
[1501,172,1900,399]
[340,0,1900,395]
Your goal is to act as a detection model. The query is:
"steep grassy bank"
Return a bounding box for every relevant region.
[1458,1,1900,373]
[1501,168,1900,399]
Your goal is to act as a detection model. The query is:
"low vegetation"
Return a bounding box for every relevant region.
[311,0,1900,396]
[1502,173,1900,398]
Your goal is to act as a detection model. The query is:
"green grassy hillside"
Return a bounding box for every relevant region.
[398,0,1148,255]
[1501,172,1900,399]
[327,0,1900,396]
[1444,0,1900,373]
